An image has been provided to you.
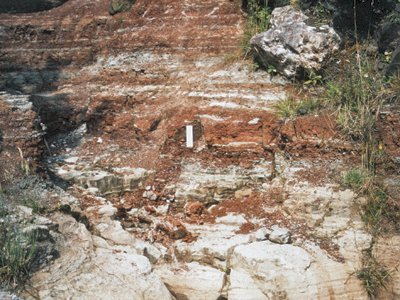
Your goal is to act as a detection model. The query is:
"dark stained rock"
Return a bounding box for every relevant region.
[376,5,400,53]
[0,0,68,14]
[386,48,400,77]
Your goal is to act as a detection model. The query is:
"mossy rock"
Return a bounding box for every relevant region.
[109,0,136,15]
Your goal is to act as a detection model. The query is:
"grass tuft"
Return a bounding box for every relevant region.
[361,186,400,235]
[356,251,391,299]
[0,218,37,288]
[241,0,271,57]
[342,168,367,190]
[273,96,320,119]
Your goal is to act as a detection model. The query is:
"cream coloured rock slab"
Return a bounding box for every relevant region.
[228,269,268,300]
[230,241,367,299]
[155,262,225,300]
[25,214,172,300]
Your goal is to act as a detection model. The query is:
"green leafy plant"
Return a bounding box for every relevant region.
[322,48,390,171]
[325,55,382,140]
[249,62,260,71]
[0,201,7,218]
[360,186,400,234]
[267,64,277,75]
[304,70,323,86]
[305,1,333,25]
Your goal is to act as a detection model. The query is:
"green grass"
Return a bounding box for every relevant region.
[273,97,320,119]
[324,57,382,144]
[321,47,397,171]
[20,196,45,214]
[343,169,367,190]
[0,219,37,288]
[356,251,391,299]
[361,186,400,234]
[241,0,271,57]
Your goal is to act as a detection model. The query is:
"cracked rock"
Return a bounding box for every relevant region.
[268,225,291,244]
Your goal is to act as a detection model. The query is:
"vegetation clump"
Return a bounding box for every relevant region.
[109,0,136,16]
[356,247,392,299]
[361,186,400,235]
[0,182,59,289]
[0,207,38,288]
[342,168,367,190]
[273,96,319,119]
[241,0,271,56]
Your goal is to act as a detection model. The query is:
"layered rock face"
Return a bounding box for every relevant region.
[0,0,399,299]
[0,92,45,181]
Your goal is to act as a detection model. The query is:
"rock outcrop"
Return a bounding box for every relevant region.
[376,5,400,76]
[251,5,340,78]
[0,0,399,299]
[228,241,366,299]
[23,213,173,300]
[156,262,226,300]
[0,92,45,180]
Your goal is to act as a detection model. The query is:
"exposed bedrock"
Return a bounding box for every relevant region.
[0,0,399,299]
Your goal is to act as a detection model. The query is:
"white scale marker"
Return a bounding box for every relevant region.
[186,125,194,148]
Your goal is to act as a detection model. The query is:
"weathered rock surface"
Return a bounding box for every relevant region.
[174,222,255,269]
[228,241,367,299]
[0,291,21,300]
[53,161,150,196]
[251,6,340,78]
[23,213,172,300]
[0,92,45,177]
[268,225,291,244]
[175,162,270,205]
[156,262,226,300]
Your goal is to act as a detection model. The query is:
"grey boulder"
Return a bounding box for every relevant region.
[251,6,340,78]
